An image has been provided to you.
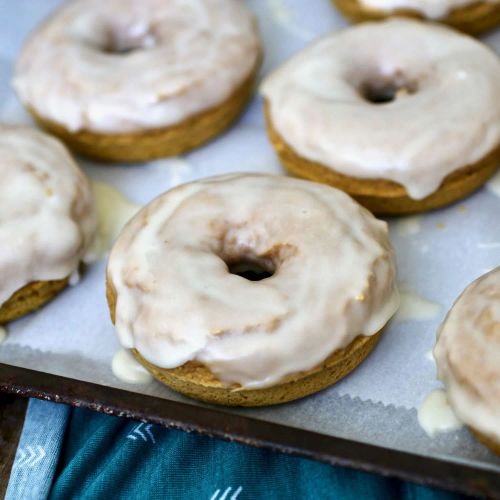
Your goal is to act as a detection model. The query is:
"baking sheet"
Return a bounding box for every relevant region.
[1,0,500,475]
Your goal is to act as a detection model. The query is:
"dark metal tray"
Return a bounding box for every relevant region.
[1,363,499,497]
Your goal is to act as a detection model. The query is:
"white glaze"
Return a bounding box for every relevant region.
[394,284,442,322]
[359,0,499,19]
[0,326,7,344]
[261,19,500,200]
[85,181,141,261]
[111,348,153,384]
[418,389,463,437]
[107,174,399,389]
[396,216,421,236]
[434,268,500,444]
[0,126,96,307]
[13,0,261,133]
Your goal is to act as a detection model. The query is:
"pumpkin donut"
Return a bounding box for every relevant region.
[13,0,262,162]
[261,19,500,215]
[434,268,500,455]
[331,0,500,35]
[0,126,95,324]
[106,174,399,406]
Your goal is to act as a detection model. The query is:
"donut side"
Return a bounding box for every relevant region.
[31,63,260,163]
[471,430,500,456]
[106,174,398,406]
[331,0,500,35]
[0,278,69,324]
[131,333,381,407]
[264,102,500,215]
[106,274,383,407]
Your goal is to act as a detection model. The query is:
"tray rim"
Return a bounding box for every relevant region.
[1,362,499,498]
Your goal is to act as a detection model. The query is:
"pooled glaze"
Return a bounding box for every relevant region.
[0,126,96,307]
[112,348,153,384]
[418,389,463,437]
[107,174,399,389]
[0,326,7,343]
[359,0,498,19]
[86,181,141,261]
[395,215,421,236]
[261,19,500,200]
[434,268,500,444]
[13,0,261,133]
[394,284,442,322]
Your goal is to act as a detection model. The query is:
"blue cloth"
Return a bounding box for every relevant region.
[7,399,471,500]
[6,399,70,500]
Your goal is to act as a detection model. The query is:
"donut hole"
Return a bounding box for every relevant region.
[100,26,157,54]
[360,80,418,104]
[227,258,275,282]
[220,235,296,282]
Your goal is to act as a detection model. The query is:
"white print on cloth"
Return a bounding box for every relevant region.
[13,446,46,468]
[126,423,156,444]
[210,485,243,500]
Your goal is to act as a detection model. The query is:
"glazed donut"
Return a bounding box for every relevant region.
[261,19,500,215]
[0,126,96,324]
[434,268,500,455]
[13,0,262,162]
[106,174,399,406]
[332,0,500,35]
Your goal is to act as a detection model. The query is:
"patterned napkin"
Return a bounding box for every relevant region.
[7,399,467,500]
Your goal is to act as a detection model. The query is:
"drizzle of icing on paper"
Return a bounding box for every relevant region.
[111,348,153,385]
[85,182,141,261]
[396,215,421,236]
[418,389,463,437]
[394,284,442,322]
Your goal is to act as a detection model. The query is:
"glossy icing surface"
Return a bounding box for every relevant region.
[14,0,261,133]
[261,19,500,199]
[107,174,399,389]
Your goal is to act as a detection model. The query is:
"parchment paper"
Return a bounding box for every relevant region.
[1,0,500,471]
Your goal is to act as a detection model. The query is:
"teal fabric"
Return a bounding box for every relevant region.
[6,399,71,500]
[49,407,470,500]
